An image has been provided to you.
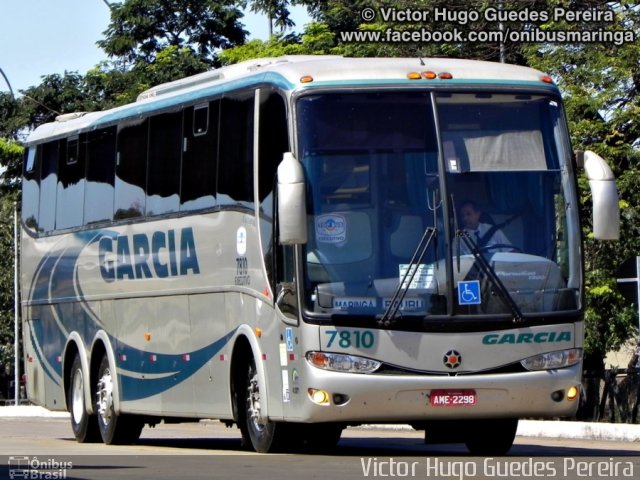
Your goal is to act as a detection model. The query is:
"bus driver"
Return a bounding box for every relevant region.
[459,200,512,253]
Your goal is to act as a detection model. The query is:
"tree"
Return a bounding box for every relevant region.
[219,23,336,64]
[0,93,22,140]
[0,145,20,397]
[523,1,640,367]
[0,139,24,196]
[18,73,95,131]
[98,0,247,65]
[249,0,296,36]
[86,46,211,107]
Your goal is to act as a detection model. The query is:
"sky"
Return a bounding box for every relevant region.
[0,0,311,95]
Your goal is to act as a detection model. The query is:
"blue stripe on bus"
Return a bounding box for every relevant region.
[27,229,239,401]
[117,329,237,401]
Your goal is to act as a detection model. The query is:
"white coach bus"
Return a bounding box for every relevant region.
[20,56,619,454]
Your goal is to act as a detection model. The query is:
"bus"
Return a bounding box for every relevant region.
[20,56,619,455]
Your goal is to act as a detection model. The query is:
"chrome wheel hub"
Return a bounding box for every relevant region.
[96,367,114,425]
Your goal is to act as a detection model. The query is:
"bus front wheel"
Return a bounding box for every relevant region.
[95,354,143,445]
[238,356,287,453]
[68,355,100,443]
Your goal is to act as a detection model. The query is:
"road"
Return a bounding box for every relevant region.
[0,417,638,480]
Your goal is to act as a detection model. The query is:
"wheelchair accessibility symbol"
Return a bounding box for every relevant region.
[458,280,481,305]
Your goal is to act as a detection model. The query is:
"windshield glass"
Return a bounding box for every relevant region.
[296,91,580,321]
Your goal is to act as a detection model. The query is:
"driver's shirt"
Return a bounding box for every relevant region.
[461,222,511,254]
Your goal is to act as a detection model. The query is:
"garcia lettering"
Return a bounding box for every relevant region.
[483,331,572,345]
[99,227,200,282]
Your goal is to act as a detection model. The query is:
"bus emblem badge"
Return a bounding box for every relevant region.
[443,350,462,369]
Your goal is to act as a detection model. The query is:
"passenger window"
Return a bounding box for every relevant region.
[85,127,116,224]
[115,119,148,220]
[56,134,86,229]
[193,104,209,136]
[181,100,219,211]
[218,91,255,207]
[258,90,288,286]
[147,111,182,216]
[38,141,59,232]
[66,136,79,165]
[22,147,41,232]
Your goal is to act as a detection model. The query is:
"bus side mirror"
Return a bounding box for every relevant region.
[582,150,620,240]
[277,152,308,245]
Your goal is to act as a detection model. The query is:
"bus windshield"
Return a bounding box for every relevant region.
[297,91,580,321]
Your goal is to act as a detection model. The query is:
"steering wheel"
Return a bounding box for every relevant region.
[479,243,522,254]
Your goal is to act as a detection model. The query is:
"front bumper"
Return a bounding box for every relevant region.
[293,363,581,423]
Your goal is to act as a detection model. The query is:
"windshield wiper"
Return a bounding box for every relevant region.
[379,226,437,328]
[457,230,524,323]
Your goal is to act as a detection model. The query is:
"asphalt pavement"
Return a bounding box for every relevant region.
[1,405,638,442]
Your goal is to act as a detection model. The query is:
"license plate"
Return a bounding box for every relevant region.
[429,389,477,406]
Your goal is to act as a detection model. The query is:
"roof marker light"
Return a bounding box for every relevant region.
[407,72,422,80]
[438,72,453,80]
[422,71,437,80]
[300,75,314,83]
[541,75,554,84]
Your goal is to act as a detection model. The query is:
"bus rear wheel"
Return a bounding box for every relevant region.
[68,355,100,443]
[464,418,518,455]
[238,356,288,453]
[95,354,143,445]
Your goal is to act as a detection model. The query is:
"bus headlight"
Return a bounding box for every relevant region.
[306,351,381,374]
[521,348,582,371]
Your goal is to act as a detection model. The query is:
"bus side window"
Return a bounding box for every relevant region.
[85,127,116,224]
[115,118,148,220]
[22,146,41,232]
[147,111,182,216]
[181,100,219,211]
[218,91,255,208]
[39,140,59,232]
[56,135,86,229]
[258,90,289,289]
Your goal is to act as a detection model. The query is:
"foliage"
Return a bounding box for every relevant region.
[0,139,23,195]
[0,193,18,383]
[86,46,212,107]
[0,93,23,140]
[98,0,247,65]
[523,0,640,361]
[18,73,96,130]
[219,23,336,63]
[0,141,21,386]
[249,0,296,34]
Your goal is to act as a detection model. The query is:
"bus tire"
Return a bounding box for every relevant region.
[95,354,143,445]
[237,356,286,453]
[464,418,518,455]
[68,355,100,443]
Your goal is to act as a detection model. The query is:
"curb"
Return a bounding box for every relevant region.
[0,405,70,418]
[517,419,640,442]
[357,420,640,442]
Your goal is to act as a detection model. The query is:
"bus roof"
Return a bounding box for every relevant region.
[26,55,557,145]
